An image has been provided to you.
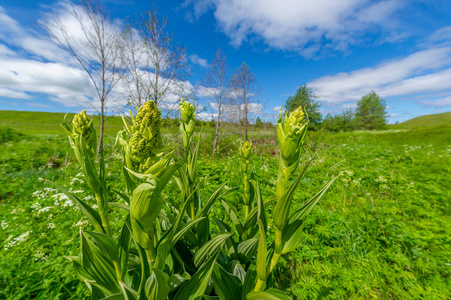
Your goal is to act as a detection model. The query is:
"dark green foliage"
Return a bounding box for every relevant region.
[284,85,322,131]
[354,91,387,130]
[255,117,263,126]
[321,109,356,132]
[0,126,26,144]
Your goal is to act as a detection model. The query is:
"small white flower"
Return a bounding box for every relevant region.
[1,220,8,229]
[38,206,52,214]
[4,231,32,250]
[48,223,56,229]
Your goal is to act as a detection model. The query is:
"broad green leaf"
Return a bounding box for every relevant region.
[197,183,237,219]
[282,175,338,254]
[244,198,274,236]
[120,282,138,300]
[263,289,291,300]
[145,151,174,177]
[221,200,246,240]
[212,217,237,255]
[159,156,186,189]
[194,233,233,268]
[46,180,104,233]
[86,231,118,260]
[130,217,153,250]
[235,238,258,264]
[100,293,124,300]
[117,217,131,280]
[145,268,170,300]
[130,181,162,232]
[247,289,291,300]
[256,220,267,281]
[241,264,257,299]
[112,188,130,204]
[212,263,242,300]
[273,161,310,230]
[172,217,206,245]
[173,252,219,300]
[168,273,190,293]
[109,202,130,211]
[80,230,120,294]
[72,260,95,284]
[227,260,246,284]
[155,217,205,270]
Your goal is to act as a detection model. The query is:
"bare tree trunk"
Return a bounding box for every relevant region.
[212,110,221,159]
[97,99,105,155]
[244,105,248,141]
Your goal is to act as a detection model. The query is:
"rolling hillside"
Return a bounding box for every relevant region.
[0,110,126,135]
[390,112,451,130]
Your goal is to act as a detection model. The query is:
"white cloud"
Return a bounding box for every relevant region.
[0,3,195,114]
[189,54,208,67]
[420,96,451,108]
[272,106,282,112]
[309,47,451,106]
[0,6,69,62]
[0,88,30,99]
[184,0,403,57]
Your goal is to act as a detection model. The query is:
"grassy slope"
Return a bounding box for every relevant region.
[0,123,450,299]
[390,112,451,130]
[0,110,125,136]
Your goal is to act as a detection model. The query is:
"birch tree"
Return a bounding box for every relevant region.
[120,8,190,111]
[201,48,232,158]
[231,62,260,141]
[43,0,123,154]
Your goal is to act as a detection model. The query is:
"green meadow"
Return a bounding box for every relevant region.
[0,111,450,299]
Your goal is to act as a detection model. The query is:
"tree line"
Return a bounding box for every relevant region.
[283,85,388,132]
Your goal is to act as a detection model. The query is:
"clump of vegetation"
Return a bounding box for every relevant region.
[49,100,336,299]
[0,126,26,144]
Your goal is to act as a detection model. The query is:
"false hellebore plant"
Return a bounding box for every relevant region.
[51,101,337,299]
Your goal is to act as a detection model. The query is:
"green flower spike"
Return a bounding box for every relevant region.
[128,100,163,173]
[71,110,96,155]
[179,100,196,149]
[275,106,308,199]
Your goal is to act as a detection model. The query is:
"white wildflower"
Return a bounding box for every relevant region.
[34,250,48,262]
[4,231,32,250]
[31,202,42,211]
[1,220,8,229]
[48,223,56,229]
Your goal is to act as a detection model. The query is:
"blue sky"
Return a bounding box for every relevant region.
[0,0,450,123]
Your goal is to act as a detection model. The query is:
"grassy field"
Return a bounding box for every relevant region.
[0,110,125,136]
[390,112,451,130]
[0,111,450,299]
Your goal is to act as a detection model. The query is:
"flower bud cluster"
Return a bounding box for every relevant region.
[179,100,196,148]
[71,110,96,155]
[128,101,163,173]
[241,141,252,173]
[277,106,308,168]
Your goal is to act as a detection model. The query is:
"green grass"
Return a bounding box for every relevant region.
[390,112,451,130]
[0,111,450,299]
[0,110,125,136]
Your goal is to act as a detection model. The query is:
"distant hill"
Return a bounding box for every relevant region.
[0,110,126,135]
[390,112,451,130]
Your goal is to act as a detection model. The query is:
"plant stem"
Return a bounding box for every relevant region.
[254,278,265,291]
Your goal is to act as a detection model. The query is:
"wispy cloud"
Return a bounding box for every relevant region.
[309,46,451,108]
[420,96,451,108]
[189,53,208,67]
[184,0,403,57]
